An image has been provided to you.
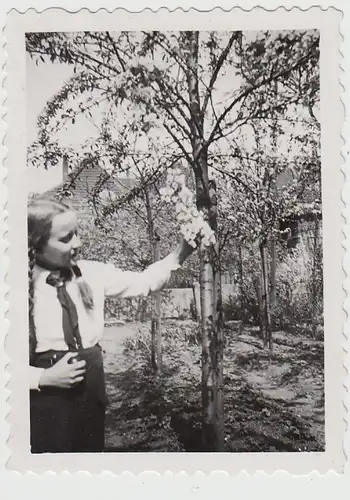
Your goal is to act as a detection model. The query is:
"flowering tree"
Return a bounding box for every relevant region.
[214,110,320,347]
[27,29,319,450]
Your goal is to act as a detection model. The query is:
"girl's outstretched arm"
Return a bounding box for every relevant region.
[99,237,197,299]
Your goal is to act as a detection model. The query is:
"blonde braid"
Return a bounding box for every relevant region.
[28,244,37,361]
[72,265,94,310]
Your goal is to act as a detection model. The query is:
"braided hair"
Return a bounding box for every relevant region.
[28,198,94,359]
[28,244,37,361]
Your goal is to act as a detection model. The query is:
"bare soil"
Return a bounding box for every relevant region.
[100,319,324,452]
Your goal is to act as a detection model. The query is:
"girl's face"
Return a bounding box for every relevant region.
[38,210,81,270]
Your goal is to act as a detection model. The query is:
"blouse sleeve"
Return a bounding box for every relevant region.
[29,366,45,391]
[102,252,181,298]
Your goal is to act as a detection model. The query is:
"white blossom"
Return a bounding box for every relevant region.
[160,170,216,248]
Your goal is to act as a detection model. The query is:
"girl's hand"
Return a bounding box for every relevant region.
[175,236,198,266]
[39,353,87,389]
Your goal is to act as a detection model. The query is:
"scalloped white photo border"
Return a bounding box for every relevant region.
[1,0,349,495]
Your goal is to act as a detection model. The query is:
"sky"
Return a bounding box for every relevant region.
[26,53,100,193]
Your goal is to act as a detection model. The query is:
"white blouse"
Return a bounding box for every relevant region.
[29,253,180,390]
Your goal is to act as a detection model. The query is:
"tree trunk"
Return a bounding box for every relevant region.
[256,273,266,345]
[269,80,278,326]
[259,240,272,350]
[144,186,162,373]
[154,230,162,373]
[311,218,320,338]
[184,31,224,451]
[150,230,162,373]
[270,236,277,309]
[199,245,215,447]
[195,171,225,452]
[209,180,224,452]
[269,234,277,331]
[237,243,244,315]
[191,282,198,321]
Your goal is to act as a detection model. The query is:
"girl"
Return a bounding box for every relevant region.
[28,198,195,453]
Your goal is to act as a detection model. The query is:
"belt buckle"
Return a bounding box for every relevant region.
[50,353,58,366]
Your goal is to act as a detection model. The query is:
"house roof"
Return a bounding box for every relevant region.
[44,159,136,204]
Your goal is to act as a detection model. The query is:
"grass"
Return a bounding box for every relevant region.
[100,319,324,452]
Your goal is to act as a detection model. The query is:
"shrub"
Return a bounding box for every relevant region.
[272,238,323,330]
[222,294,241,321]
[222,233,323,333]
[122,320,201,375]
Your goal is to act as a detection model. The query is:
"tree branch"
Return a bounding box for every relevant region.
[74,48,121,76]
[100,155,182,216]
[105,31,127,71]
[206,41,318,147]
[160,103,192,139]
[202,32,240,115]
[153,74,194,126]
[163,122,194,167]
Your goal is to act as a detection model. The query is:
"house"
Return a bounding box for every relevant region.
[44,156,136,207]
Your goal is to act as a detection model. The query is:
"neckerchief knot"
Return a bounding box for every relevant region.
[46,268,73,288]
[45,267,82,350]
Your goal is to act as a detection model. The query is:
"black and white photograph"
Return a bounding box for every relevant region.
[24,29,325,454]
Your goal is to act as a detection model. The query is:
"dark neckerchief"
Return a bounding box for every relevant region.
[45,266,83,351]
[46,267,73,287]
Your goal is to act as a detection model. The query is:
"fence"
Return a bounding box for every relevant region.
[105,284,238,323]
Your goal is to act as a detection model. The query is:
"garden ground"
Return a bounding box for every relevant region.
[101,319,324,452]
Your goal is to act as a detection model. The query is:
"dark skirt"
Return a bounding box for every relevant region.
[30,345,108,454]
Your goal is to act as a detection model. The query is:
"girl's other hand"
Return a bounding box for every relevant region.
[39,352,87,389]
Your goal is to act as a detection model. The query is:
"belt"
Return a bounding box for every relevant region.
[31,345,108,406]
[31,345,102,369]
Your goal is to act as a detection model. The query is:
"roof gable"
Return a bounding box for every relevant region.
[44,159,137,204]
